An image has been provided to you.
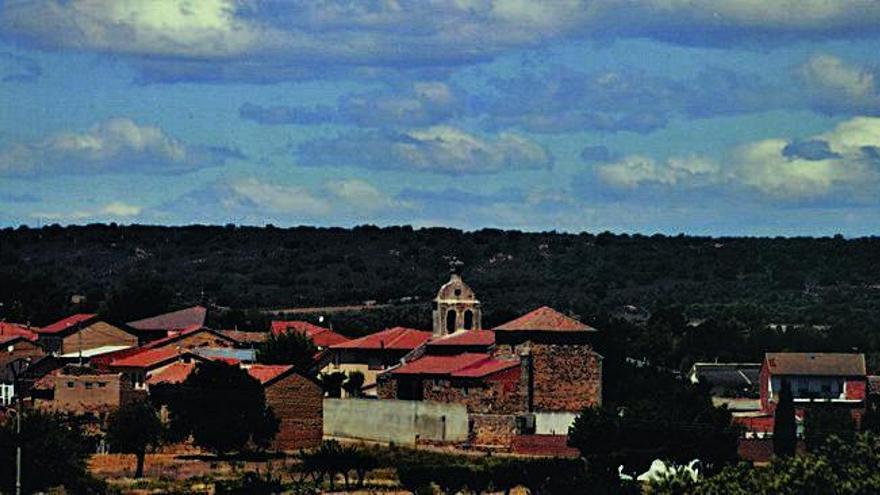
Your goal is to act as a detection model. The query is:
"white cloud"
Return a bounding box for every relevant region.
[299,126,553,175]
[732,117,880,198]
[6,1,880,78]
[30,201,142,221]
[226,178,332,216]
[0,118,238,176]
[798,54,880,113]
[325,179,409,211]
[596,154,721,188]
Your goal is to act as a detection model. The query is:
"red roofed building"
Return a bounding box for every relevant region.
[271,321,350,349]
[323,327,432,396]
[493,306,602,413]
[0,322,39,341]
[127,306,208,342]
[36,314,138,356]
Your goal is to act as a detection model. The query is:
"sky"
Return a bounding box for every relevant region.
[1,1,880,236]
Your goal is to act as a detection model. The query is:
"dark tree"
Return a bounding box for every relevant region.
[569,363,739,477]
[106,399,164,478]
[165,361,279,455]
[0,409,102,494]
[319,372,346,398]
[773,380,797,457]
[258,331,317,373]
[343,371,366,398]
[100,272,174,323]
[804,403,855,451]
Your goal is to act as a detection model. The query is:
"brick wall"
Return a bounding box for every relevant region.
[50,372,137,414]
[469,413,517,448]
[61,322,138,355]
[265,372,323,451]
[421,366,526,414]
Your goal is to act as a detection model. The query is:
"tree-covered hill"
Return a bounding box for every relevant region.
[3,224,880,333]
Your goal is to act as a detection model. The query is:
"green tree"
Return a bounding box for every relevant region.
[165,361,279,455]
[319,371,346,398]
[804,403,855,451]
[258,331,318,372]
[773,380,797,457]
[343,371,365,398]
[106,399,164,478]
[0,409,104,494]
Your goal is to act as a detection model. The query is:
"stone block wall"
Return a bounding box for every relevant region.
[469,413,518,448]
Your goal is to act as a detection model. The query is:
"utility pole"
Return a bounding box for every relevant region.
[7,359,28,495]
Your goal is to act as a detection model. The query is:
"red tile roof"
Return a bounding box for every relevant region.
[246,364,294,384]
[271,321,350,348]
[37,314,98,334]
[110,346,192,369]
[147,361,196,385]
[765,353,866,377]
[331,327,431,351]
[390,352,519,378]
[427,329,495,347]
[0,322,38,341]
[494,306,595,333]
[127,306,207,331]
[217,330,269,344]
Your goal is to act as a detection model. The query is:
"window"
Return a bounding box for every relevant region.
[98,382,107,388]
[446,309,457,333]
[462,387,469,396]
[454,289,462,296]
[67,381,75,388]
[85,382,93,389]
[463,310,474,330]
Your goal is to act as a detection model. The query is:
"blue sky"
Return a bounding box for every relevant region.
[2,1,880,235]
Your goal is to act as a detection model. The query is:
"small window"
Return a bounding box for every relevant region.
[85,382,93,389]
[67,381,75,388]
[454,289,462,296]
[98,382,107,388]
[462,387,469,396]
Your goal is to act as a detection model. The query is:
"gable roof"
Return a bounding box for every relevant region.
[147,361,195,385]
[37,314,98,334]
[427,329,495,348]
[245,364,295,385]
[494,306,595,333]
[331,327,431,351]
[271,321,350,347]
[109,346,203,370]
[127,306,207,331]
[389,352,519,378]
[765,353,866,377]
[217,330,269,345]
[0,322,39,341]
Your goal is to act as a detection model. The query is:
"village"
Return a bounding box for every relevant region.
[2,268,874,492]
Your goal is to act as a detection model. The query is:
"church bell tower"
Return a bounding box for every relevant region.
[432,267,482,338]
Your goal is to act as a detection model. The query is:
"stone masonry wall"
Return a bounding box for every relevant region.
[529,342,601,412]
[421,365,526,414]
[469,413,517,448]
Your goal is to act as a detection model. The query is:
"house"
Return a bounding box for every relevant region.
[735,352,868,437]
[216,329,269,346]
[35,314,138,356]
[760,352,867,414]
[1,333,46,406]
[247,364,323,451]
[271,321,349,349]
[688,362,761,414]
[325,327,432,395]
[493,306,602,413]
[91,325,244,371]
[107,347,210,390]
[38,364,145,415]
[149,361,323,451]
[127,305,208,342]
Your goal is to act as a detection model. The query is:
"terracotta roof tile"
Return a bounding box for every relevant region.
[38,314,98,334]
[110,346,191,369]
[331,327,431,351]
[390,352,519,378]
[147,361,195,385]
[127,306,207,331]
[0,322,39,341]
[271,321,350,348]
[765,353,866,377]
[428,329,495,347]
[494,306,595,333]
[246,364,294,384]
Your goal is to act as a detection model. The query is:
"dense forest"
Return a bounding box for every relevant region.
[3,224,880,371]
